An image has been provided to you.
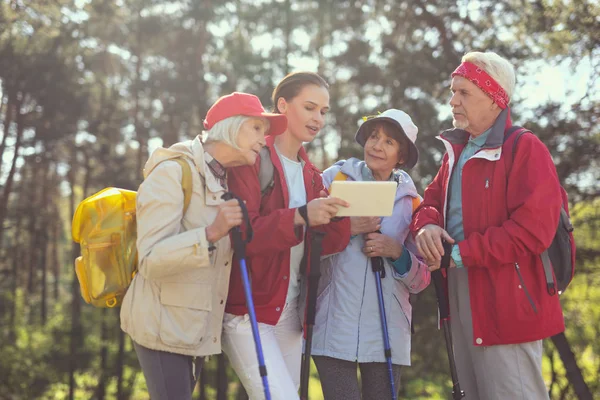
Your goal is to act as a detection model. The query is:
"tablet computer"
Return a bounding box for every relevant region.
[329,180,397,217]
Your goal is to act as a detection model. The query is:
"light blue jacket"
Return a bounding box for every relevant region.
[310,158,430,365]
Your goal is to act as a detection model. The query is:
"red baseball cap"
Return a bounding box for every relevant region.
[203,92,287,136]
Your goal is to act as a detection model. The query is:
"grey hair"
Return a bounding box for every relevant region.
[203,115,270,149]
[462,51,516,102]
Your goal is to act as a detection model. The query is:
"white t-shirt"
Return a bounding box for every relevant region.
[277,149,306,302]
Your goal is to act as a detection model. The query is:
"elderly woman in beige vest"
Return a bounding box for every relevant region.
[120,92,287,400]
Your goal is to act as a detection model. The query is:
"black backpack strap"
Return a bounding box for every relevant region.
[512,130,528,158]
[503,125,524,142]
[503,126,532,179]
[503,125,532,155]
[541,249,556,295]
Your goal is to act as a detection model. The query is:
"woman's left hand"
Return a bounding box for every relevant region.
[363,232,403,259]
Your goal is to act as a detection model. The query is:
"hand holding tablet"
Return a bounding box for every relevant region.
[295,192,351,227]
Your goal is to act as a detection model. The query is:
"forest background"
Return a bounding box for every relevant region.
[0,1,599,399]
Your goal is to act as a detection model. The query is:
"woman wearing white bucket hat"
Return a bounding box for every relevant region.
[311,109,431,399]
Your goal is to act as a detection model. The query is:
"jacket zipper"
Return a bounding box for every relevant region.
[515,263,537,314]
[393,293,411,330]
[356,258,369,359]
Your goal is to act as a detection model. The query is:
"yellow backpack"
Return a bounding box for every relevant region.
[71,157,193,308]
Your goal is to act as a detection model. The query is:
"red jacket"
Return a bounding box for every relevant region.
[226,135,351,325]
[410,109,565,346]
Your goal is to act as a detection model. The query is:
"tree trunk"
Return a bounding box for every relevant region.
[40,229,48,325]
[283,0,291,75]
[116,328,126,400]
[0,95,24,248]
[133,10,145,182]
[551,332,594,400]
[68,146,84,400]
[96,309,108,400]
[40,158,52,325]
[198,360,207,400]
[189,2,211,129]
[68,242,79,400]
[315,2,328,169]
[0,91,14,178]
[26,158,40,295]
[9,200,23,342]
[0,89,5,133]
[52,211,61,301]
[235,384,249,400]
[216,354,227,400]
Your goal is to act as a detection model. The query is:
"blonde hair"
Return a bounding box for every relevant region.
[203,115,270,149]
[462,52,516,102]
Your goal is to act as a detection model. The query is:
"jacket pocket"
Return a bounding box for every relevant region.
[84,234,127,304]
[159,282,212,348]
[514,263,537,314]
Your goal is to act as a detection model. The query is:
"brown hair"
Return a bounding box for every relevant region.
[370,121,410,167]
[271,71,329,113]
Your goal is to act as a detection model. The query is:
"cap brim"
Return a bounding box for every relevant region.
[355,117,419,169]
[260,113,287,136]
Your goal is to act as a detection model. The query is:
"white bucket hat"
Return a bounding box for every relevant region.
[355,109,419,169]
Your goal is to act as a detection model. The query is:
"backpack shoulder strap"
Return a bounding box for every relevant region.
[258,146,275,196]
[503,125,524,143]
[512,130,529,158]
[503,125,532,176]
[332,169,348,182]
[411,196,422,213]
[171,157,193,215]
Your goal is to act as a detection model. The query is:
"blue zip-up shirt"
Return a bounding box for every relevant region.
[447,128,491,267]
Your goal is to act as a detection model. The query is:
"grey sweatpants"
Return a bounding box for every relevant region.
[133,341,204,400]
[313,356,402,400]
[448,268,550,400]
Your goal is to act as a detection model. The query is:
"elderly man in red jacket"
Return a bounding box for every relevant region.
[411,51,564,399]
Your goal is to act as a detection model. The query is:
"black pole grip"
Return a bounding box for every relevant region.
[230,228,245,259]
[371,256,385,275]
[440,240,453,270]
[370,230,386,277]
[221,192,253,259]
[305,231,325,326]
[432,240,453,320]
[432,270,449,320]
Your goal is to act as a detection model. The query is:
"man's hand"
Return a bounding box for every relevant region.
[427,257,457,272]
[351,217,381,235]
[415,224,455,264]
[363,232,403,259]
[427,259,441,272]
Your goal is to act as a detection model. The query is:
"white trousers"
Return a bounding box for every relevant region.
[222,299,303,400]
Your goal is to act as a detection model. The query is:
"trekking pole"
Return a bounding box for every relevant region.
[300,229,326,400]
[371,229,397,400]
[432,241,465,400]
[222,193,271,400]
